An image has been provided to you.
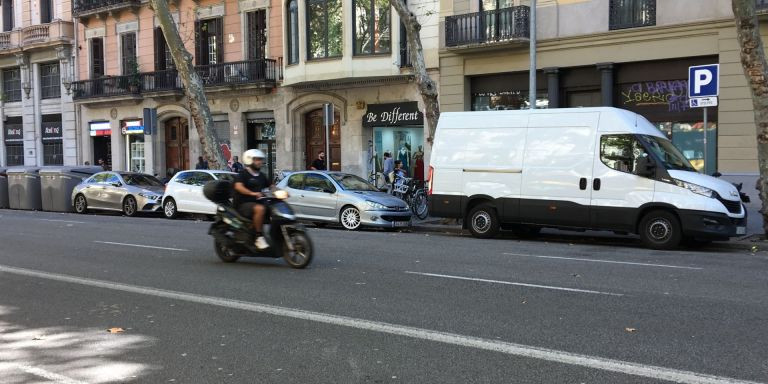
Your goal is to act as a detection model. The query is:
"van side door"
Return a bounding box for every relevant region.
[590,134,655,231]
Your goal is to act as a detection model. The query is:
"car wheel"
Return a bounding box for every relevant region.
[163,198,178,219]
[74,194,88,214]
[639,210,682,250]
[468,203,500,239]
[340,206,362,230]
[123,196,138,217]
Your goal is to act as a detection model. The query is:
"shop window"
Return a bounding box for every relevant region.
[372,127,425,181]
[121,32,138,75]
[2,68,22,102]
[129,135,145,173]
[91,38,105,78]
[609,0,655,30]
[42,114,62,166]
[5,144,23,166]
[4,116,23,166]
[353,0,391,55]
[286,0,300,64]
[40,62,61,99]
[3,0,14,32]
[195,18,223,66]
[307,0,342,59]
[471,90,548,111]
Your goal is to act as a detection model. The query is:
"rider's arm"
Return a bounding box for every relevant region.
[234,182,262,198]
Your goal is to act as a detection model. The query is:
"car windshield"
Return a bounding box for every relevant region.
[640,135,697,172]
[330,174,379,192]
[123,174,163,187]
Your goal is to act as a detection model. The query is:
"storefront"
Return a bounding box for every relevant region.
[89,121,112,168]
[121,119,145,173]
[470,72,548,111]
[41,114,63,166]
[245,111,277,181]
[364,102,426,182]
[4,117,23,166]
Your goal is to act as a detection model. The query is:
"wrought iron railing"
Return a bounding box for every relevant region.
[71,74,140,99]
[608,0,656,30]
[195,58,280,87]
[141,70,183,92]
[72,0,140,16]
[445,5,530,47]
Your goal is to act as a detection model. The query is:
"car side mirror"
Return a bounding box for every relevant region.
[635,155,656,178]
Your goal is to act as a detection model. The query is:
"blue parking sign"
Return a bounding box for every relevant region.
[688,64,719,98]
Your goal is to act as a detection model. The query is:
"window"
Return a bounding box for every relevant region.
[246,10,267,60]
[307,0,342,59]
[287,173,305,189]
[2,0,13,32]
[154,27,174,70]
[192,172,215,186]
[89,173,108,183]
[42,141,62,165]
[120,32,137,75]
[353,0,391,55]
[599,135,650,175]
[2,68,21,102]
[5,143,23,166]
[286,0,299,64]
[4,116,22,166]
[609,0,656,30]
[91,38,105,77]
[471,90,548,110]
[40,0,52,23]
[195,18,223,65]
[303,173,335,192]
[639,135,697,172]
[41,114,62,166]
[40,62,60,99]
[105,173,121,185]
[173,172,193,184]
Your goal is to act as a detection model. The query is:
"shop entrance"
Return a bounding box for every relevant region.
[373,126,425,183]
[305,108,341,171]
[165,117,189,172]
[246,119,277,181]
[92,136,111,167]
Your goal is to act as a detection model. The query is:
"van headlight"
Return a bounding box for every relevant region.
[674,179,714,198]
[365,201,388,211]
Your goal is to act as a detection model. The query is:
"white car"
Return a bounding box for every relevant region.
[162,170,236,218]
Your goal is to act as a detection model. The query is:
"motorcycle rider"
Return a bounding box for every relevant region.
[233,149,271,250]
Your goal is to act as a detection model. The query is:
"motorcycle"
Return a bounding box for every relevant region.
[203,180,313,269]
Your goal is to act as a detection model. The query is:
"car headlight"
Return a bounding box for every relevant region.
[139,192,160,200]
[674,179,714,198]
[365,200,388,211]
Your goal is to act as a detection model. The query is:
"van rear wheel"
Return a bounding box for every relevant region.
[639,210,682,250]
[468,204,500,239]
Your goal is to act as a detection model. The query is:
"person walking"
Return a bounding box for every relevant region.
[195,156,209,170]
[230,156,244,173]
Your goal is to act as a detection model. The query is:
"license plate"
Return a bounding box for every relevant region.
[394,221,410,227]
[736,226,746,235]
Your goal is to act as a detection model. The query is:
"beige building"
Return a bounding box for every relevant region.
[439,0,761,177]
[0,0,76,167]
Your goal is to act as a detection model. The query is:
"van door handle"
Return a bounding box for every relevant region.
[593,178,601,191]
[579,178,587,190]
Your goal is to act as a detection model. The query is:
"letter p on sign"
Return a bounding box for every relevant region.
[688,64,719,98]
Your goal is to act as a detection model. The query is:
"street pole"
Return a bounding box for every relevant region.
[703,107,708,174]
[324,103,332,171]
[529,0,537,110]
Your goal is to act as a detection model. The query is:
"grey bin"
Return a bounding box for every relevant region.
[0,167,8,209]
[40,166,103,212]
[7,167,42,210]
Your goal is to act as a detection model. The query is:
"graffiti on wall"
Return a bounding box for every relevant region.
[620,80,689,112]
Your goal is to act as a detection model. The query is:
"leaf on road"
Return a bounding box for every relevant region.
[107,327,125,334]
[625,327,637,333]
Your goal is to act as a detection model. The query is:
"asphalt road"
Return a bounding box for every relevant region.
[0,209,766,384]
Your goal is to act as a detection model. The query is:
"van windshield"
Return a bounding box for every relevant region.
[639,135,697,172]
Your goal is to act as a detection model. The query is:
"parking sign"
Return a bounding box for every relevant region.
[688,64,719,98]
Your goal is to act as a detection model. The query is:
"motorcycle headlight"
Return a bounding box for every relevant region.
[273,189,290,200]
[365,200,388,211]
[673,179,715,198]
[139,192,160,200]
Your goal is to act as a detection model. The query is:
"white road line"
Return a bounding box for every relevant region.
[93,241,188,252]
[405,271,623,296]
[0,362,87,384]
[41,219,87,224]
[504,253,703,270]
[0,265,758,384]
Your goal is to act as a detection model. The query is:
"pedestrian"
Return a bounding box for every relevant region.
[97,158,109,171]
[230,156,244,173]
[382,152,394,184]
[310,151,326,171]
[195,156,209,170]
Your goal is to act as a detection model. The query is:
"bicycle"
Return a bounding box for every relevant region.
[392,177,429,220]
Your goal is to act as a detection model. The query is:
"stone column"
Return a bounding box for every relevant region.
[597,63,614,107]
[543,67,559,108]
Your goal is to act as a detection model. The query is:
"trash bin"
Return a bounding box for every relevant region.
[40,166,103,212]
[0,167,8,209]
[7,167,42,210]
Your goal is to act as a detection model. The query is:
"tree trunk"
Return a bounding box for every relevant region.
[148,0,227,170]
[732,0,768,235]
[391,0,440,145]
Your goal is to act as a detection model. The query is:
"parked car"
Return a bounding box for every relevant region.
[276,171,412,230]
[428,107,747,249]
[162,170,236,218]
[72,172,165,217]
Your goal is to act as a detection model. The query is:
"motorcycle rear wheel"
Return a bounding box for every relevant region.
[282,231,313,269]
[214,239,241,263]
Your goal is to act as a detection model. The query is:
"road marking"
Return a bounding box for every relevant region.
[0,265,758,384]
[0,362,87,384]
[41,219,87,224]
[405,271,623,296]
[503,253,703,270]
[93,241,189,252]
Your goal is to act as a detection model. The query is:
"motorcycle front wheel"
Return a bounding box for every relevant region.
[282,231,313,269]
[214,239,241,263]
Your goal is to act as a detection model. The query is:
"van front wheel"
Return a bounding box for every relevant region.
[639,210,682,250]
[468,204,500,239]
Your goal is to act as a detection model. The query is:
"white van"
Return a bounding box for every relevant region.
[428,107,746,249]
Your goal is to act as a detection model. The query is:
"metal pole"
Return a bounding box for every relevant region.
[325,104,331,171]
[703,107,708,174]
[529,0,537,110]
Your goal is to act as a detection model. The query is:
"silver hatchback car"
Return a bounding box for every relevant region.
[72,171,165,216]
[277,171,411,230]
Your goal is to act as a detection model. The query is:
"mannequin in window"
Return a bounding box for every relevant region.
[398,146,409,172]
[413,147,425,183]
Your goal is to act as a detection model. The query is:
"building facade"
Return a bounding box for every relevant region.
[439,0,761,177]
[0,0,76,167]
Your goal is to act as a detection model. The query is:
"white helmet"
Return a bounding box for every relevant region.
[242,149,266,166]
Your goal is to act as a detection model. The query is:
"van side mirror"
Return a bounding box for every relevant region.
[635,155,656,178]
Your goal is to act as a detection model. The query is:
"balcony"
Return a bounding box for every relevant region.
[0,32,12,50]
[72,59,282,100]
[0,21,72,52]
[72,0,141,18]
[445,5,530,49]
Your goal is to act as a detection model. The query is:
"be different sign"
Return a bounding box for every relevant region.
[362,102,424,127]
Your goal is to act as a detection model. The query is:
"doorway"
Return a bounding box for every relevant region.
[165,117,189,172]
[304,108,341,171]
[246,119,277,181]
[92,136,111,168]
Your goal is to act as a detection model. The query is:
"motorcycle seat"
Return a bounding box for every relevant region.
[219,205,253,224]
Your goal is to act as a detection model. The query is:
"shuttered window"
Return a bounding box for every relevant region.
[195,18,223,66]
